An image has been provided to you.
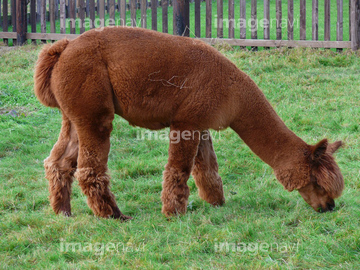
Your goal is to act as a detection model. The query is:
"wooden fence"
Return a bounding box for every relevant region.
[0,0,360,50]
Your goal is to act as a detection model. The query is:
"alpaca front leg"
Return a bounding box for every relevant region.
[74,118,131,221]
[75,168,130,220]
[161,127,201,217]
[192,130,225,206]
[44,115,78,216]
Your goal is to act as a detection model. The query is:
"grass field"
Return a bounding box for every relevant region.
[1,44,360,269]
[0,0,351,45]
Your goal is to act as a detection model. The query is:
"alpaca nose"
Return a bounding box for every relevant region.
[319,200,335,212]
[326,200,335,211]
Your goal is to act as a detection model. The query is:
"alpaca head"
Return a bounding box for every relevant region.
[275,139,344,212]
[297,139,344,212]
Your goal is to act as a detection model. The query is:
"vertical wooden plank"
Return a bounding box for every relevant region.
[41,0,46,43]
[50,0,56,34]
[206,0,211,38]
[79,0,86,32]
[86,0,90,17]
[0,0,2,29]
[37,0,41,23]
[109,0,115,26]
[141,0,147,28]
[351,0,360,50]
[3,0,8,45]
[99,0,105,28]
[60,0,66,33]
[195,0,200,37]
[228,0,234,38]
[300,0,306,40]
[120,0,125,26]
[11,0,16,44]
[16,0,26,45]
[130,0,136,27]
[251,0,257,51]
[69,0,76,34]
[89,0,95,29]
[288,0,293,40]
[55,0,59,20]
[11,0,16,29]
[337,0,343,52]
[31,0,37,44]
[312,0,318,40]
[264,0,270,48]
[173,0,189,36]
[217,0,223,38]
[276,0,282,40]
[162,0,168,33]
[151,0,157,30]
[240,0,246,39]
[324,0,330,41]
[349,0,351,41]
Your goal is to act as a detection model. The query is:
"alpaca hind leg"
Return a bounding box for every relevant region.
[73,114,131,221]
[161,126,201,217]
[191,130,225,206]
[44,114,78,216]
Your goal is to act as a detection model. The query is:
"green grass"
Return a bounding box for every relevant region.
[0,0,351,46]
[1,44,360,269]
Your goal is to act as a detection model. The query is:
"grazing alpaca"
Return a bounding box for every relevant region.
[34,27,344,220]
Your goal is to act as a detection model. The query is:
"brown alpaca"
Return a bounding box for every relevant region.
[34,27,344,219]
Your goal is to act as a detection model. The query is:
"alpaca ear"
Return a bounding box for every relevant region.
[311,139,328,161]
[327,141,343,154]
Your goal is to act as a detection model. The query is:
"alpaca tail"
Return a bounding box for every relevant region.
[34,39,70,108]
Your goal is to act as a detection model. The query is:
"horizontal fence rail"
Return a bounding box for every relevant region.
[0,0,359,50]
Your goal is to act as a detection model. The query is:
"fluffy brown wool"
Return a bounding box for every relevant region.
[34,27,344,219]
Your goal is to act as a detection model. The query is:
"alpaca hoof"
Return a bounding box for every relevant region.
[110,205,133,221]
[211,197,225,207]
[120,215,133,221]
[161,205,187,217]
[61,210,72,217]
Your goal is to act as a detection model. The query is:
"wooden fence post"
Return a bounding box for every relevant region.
[16,0,26,45]
[324,0,331,41]
[3,0,8,45]
[300,0,306,40]
[173,0,189,36]
[251,0,257,51]
[240,0,246,40]
[206,0,211,38]
[141,0,147,28]
[312,0,318,40]
[351,0,360,50]
[288,0,294,41]
[276,0,282,40]
[195,0,200,37]
[151,0,157,30]
[337,0,343,52]
[162,0,168,33]
[30,0,36,44]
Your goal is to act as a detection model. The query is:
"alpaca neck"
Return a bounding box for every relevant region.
[230,77,307,170]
